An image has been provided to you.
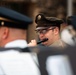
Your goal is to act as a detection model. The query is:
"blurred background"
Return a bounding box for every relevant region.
[0,0,76,43]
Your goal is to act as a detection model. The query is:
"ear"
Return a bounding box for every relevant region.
[54,27,59,35]
[2,27,9,39]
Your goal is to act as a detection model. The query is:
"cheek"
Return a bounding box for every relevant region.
[0,30,4,40]
[0,33,3,40]
[39,34,45,39]
[46,31,54,39]
[0,33,3,43]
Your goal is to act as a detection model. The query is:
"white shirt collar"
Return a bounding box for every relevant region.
[5,40,27,48]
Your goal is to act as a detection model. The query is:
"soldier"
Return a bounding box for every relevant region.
[61,15,76,46]
[0,6,32,48]
[0,7,40,75]
[28,14,68,48]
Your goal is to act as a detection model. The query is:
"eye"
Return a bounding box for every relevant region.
[41,29,47,34]
[35,29,48,35]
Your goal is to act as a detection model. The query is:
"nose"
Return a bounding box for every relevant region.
[39,33,45,38]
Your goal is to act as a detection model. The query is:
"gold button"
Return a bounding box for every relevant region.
[1,21,4,26]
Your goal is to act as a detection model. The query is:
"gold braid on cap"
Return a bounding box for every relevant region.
[0,17,17,26]
[0,17,15,22]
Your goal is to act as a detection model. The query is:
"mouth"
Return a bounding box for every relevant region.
[41,38,48,40]
[41,38,48,43]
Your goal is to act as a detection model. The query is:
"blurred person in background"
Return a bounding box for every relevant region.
[61,16,76,46]
[28,14,69,48]
[66,15,76,44]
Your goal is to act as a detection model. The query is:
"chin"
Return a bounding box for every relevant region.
[42,42,47,46]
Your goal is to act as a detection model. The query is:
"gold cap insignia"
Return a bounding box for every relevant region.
[1,21,4,26]
[38,15,41,20]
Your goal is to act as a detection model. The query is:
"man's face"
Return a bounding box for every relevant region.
[36,26,57,46]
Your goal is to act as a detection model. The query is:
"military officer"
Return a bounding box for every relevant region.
[28,14,68,48]
[0,6,40,75]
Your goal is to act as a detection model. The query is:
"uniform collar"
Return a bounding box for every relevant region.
[5,40,27,48]
[49,39,63,48]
